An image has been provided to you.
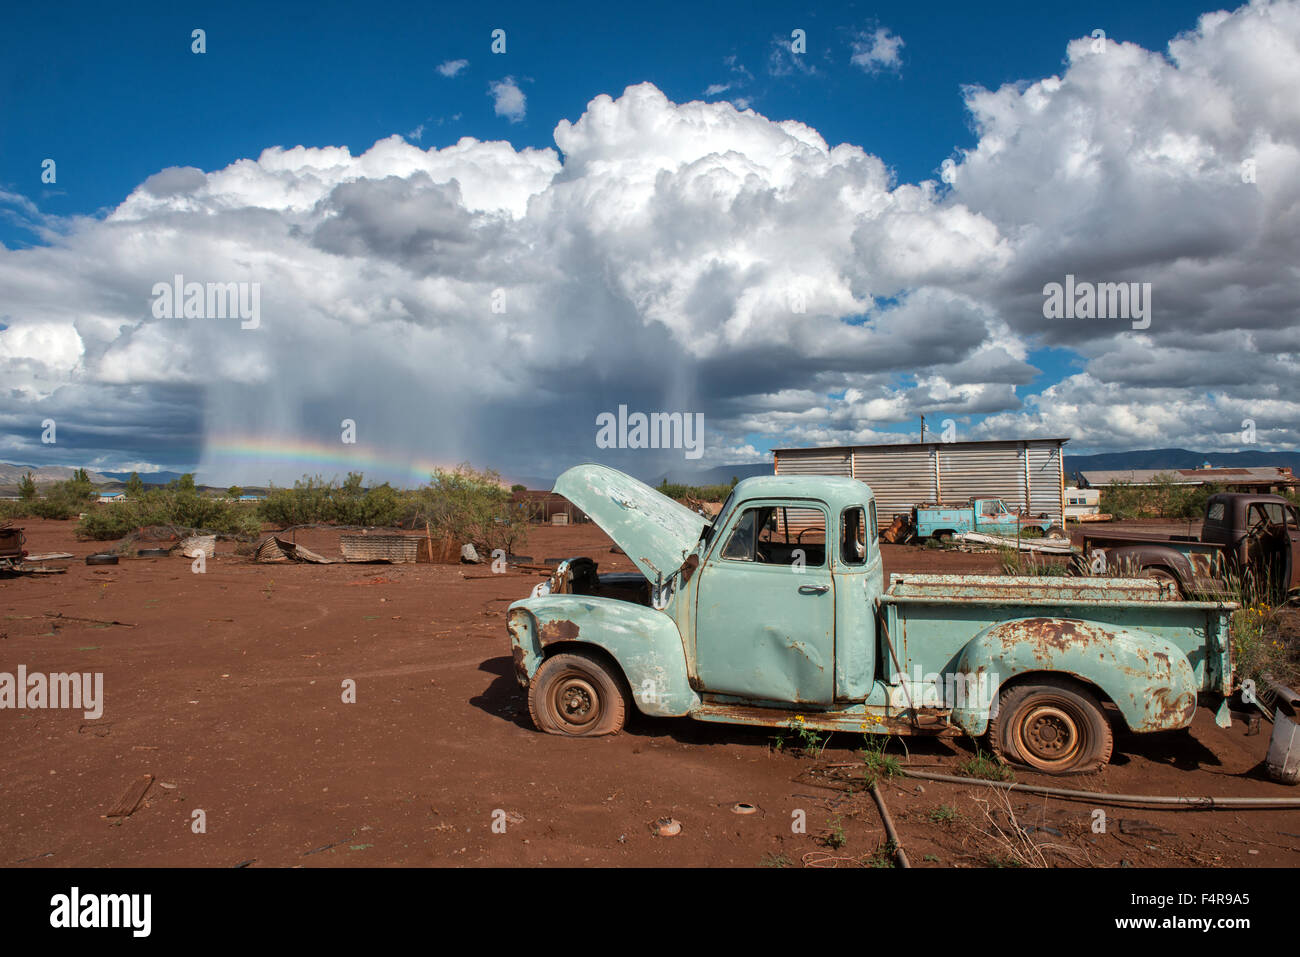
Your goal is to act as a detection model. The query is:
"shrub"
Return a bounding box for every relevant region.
[76,482,260,541]
[257,472,403,527]
[404,464,528,554]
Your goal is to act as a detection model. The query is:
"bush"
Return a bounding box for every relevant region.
[404,463,528,554]
[5,471,100,521]
[76,480,261,541]
[1099,476,1227,521]
[655,477,738,502]
[257,472,403,527]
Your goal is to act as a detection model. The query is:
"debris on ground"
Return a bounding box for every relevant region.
[105,774,154,818]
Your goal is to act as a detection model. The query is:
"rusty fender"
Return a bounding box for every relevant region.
[506,594,698,717]
[949,616,1199,736]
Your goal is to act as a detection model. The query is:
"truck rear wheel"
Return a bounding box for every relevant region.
[989,677,1113,774]
[528,650,628,737]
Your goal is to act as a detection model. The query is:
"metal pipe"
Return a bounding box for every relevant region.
[869,784,910,868]
[901,768,1300,808]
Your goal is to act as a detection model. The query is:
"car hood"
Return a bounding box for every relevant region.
[553,464,708,583]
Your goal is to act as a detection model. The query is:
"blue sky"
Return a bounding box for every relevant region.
[1,0,1297,484]
[3,0,1214,237]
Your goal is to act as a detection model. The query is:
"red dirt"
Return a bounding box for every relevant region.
[2,518,1297,868]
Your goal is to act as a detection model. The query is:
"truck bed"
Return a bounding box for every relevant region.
[881,574,1236,697]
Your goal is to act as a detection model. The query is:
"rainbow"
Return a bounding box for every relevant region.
[202,436,458,487]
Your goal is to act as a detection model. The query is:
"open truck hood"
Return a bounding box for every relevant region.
[553,464,708,583]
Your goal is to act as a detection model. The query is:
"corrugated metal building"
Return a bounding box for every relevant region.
[774,438,1068,529]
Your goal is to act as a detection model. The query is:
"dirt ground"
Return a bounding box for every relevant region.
[3,518,1299,869]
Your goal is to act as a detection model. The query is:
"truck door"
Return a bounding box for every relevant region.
[694,501,835,704]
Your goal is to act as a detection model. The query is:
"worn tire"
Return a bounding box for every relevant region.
[528,650,628,737]
[988,677,1113,774]
[1045,525,1066,538]
[1141,567,1183,597]
[85,553,119,565]
[136,548,170,557]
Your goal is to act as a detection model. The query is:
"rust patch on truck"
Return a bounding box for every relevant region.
[512,644,530,683]
[1003,618,1103,659]
[1149,687,1196,728]
[539,619,580,644]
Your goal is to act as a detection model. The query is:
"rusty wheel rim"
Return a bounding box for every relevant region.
[1015,700,1084,770]
[552,674,601,729]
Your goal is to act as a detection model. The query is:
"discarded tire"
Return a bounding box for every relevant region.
[85,553,119,565]
[136,548,170,557]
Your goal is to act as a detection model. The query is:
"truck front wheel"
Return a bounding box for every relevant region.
[988,677,1113,774]
[528,650,628,737]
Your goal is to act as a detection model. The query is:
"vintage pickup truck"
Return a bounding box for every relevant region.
[507,465,1236,774]
[912,498,1064,541]
[1081,492,1300,601]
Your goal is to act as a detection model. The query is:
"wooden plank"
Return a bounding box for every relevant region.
[106,774,154,818]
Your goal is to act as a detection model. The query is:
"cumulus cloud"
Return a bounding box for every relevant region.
[437,59,468,77]
[488,77,526,122]
[2,0,1299,482]
[850,27,904,73]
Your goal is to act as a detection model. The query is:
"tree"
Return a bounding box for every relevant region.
[18,472,36,501]
[511,484,526,492]
[227,486,243,499]
[126,472,144,497]
[176,473,197,493]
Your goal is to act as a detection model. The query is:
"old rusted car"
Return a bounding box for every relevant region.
[506,465,1238,774]
[0,523,26,570]
[1081,493,1300,600]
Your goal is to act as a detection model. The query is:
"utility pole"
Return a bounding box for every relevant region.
[919,415,926,443]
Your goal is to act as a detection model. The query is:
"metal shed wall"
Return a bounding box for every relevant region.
[775,439,1066,529]
[1027,444,1065,521]
[851,445,937,524]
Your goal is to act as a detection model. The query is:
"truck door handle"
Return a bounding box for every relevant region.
[798,584,830,595]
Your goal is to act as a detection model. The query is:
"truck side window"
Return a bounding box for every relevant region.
[869,501,878,542]
[1207,502,1225,522]
[722,506,827,567]
[841,507,868,565]
[722,509,758,561]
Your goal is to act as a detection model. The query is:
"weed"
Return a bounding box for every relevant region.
[928,804,958,824]
[859,736,902,788]
[864,840,898,868]
[960,748,1015,782]
[760,852,791,868]
[820,816,847,850]
[786,715,828,757]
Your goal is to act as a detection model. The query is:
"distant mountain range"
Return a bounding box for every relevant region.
[0,464,114,486]
[0,464,189,490]
[1061,448,1300,476]
[3,447,1296,494]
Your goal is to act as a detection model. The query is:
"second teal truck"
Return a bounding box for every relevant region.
[507,465,1236,774]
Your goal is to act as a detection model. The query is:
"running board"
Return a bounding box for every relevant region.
[691,698,955,735]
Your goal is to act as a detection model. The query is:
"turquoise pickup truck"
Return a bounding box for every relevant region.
[913,498,1064,541]
[507,465,1236,774]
